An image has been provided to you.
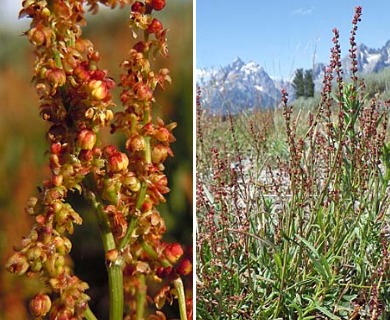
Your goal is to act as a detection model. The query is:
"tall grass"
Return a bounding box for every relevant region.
[197,7,390,319]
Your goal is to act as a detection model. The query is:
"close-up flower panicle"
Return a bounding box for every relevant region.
[6,0,191,319]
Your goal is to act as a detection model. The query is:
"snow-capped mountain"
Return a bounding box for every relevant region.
[344,40,390,74]
[197,58,281,114]
[198,40,390,114]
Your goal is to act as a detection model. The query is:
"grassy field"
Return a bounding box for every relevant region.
[196,17,390,320]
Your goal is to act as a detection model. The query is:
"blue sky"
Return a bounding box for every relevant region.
[197,0,390,80]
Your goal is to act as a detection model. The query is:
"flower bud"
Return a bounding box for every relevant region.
[163,243,183,264]
[29,294,52,317]
[148,18,163,34]
[133,41,150,53]
[26,246,44,262]
[103,145,118,157]
[124,175,141,192]
[177,258,192,276]
[50,306,73,320]
[41,7,51,18]
[102,178,120,204]
[25,196,38,215]
[79,149,94,162]
[53,236,72,255]
[30,260,43,272]
[108,152,129,172]
[155,127,170,142]
[46,68,66,88]
[151,0,166,11]
[28,27,46,46]
[156,266,173,278]
[131,1,145,13]
[50,142,62,155]
[75,65,91,82]
[88,79,108,100]
[152,144,170,163]
[6,252,29,276]
[126,135,145,152]
[44,254,65,277]
[134,83,153,101]
[52,174,63,187]
[77,130,97,150]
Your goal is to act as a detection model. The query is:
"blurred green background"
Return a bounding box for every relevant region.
[0,1,193,319]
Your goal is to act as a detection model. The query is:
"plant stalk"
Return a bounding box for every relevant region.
[173,277,188,320]
[87,190,124,320]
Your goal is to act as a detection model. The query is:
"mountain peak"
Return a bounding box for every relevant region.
[197,58,282,114]
[198,39,390,114]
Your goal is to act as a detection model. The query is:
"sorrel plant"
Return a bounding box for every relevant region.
[5,1,192,319]
[197,7,390,319]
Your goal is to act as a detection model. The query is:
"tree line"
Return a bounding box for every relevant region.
[292,68,315,98]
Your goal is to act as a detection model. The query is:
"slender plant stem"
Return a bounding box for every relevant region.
[84,306,98,320]
[173,277,188,320]
[108,262,124,320]
[135,274,146,320]
[87,190,124,320]
[118,217,137,251]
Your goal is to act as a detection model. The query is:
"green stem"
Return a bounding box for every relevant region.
[108,261,124,320]
[141,241,170,267]
[135,274,147,320]
[118,217,137,251]
[173,277,188,320]
[84,306,98,320]
[118,183,147,250]
[87,191,124,320]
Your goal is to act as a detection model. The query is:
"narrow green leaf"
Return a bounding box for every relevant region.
[315,305,341,319]
[296,235,331,281]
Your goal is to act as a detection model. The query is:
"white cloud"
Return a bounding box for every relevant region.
[291,8,313,16]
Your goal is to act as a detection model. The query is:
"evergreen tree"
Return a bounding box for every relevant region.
[304,69,315,97]
[292,68,305,98]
